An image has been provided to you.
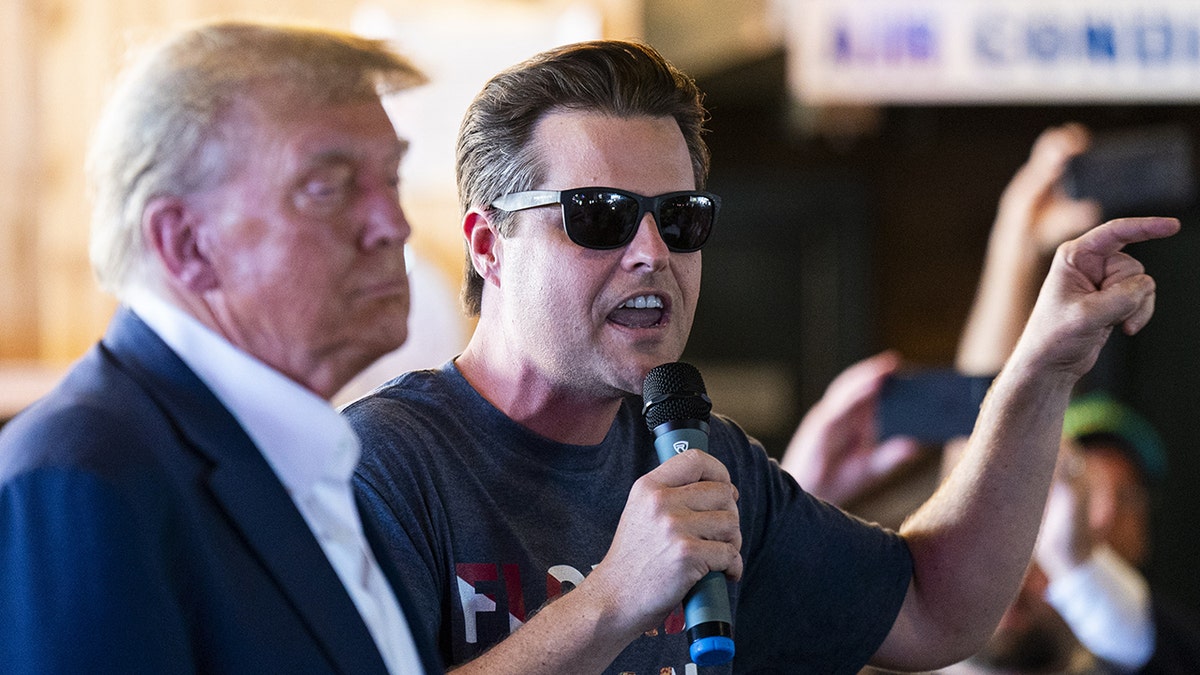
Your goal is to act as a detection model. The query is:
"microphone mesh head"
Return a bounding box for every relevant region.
[643,362,711,429]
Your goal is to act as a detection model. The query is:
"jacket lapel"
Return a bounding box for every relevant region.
[103,308,389,674]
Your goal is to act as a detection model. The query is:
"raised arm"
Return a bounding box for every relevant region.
[784,126,1100,510]
[957,123,1102,375]
[871,216,1180,669]
[1034,440,1155,670]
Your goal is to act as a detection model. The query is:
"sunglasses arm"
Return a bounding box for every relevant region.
[490,190,562,212]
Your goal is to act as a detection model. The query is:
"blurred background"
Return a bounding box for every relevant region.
[3,0,1200,618]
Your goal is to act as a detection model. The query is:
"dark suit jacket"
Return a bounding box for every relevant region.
[0,308,442,674]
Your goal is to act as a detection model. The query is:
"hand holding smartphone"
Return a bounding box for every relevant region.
[1061,125,1196,216]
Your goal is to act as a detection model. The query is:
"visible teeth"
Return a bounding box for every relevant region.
[620,295,663,309]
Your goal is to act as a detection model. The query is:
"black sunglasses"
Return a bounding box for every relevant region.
[490,187,720,252]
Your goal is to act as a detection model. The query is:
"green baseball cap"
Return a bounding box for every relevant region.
[1063,392,1167,483]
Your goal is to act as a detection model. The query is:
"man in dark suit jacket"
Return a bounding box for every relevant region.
[0,21,441,674]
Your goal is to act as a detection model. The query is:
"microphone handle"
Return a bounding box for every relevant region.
[651,420,735,667]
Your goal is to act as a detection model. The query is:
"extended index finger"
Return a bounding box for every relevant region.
[1073,216,1180,257]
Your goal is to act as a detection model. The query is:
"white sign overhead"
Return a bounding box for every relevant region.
[785,0,1200,103]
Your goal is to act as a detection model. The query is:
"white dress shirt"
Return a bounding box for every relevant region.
[1046,545,1155,671]
[128,292,424,674]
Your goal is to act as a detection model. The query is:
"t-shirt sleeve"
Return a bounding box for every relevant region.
[348,398,452,663]
[711,418,914,674]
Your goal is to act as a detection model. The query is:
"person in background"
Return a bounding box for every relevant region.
[0,20,441,673]
[781,348,921,509]
[789,123,1200,673]
[1016,391,1200,674]
[346,40,1178,674]
[784,123,1100,511]
[951,122,1200,675]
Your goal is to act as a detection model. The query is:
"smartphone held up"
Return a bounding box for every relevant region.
[877,369,993,445]
[1061,125,1197,217]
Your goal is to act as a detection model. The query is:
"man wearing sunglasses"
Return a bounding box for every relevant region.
[346,40,1178,673]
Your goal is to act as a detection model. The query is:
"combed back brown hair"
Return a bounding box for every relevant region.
[87,20,426,298]
[455,40,710,316]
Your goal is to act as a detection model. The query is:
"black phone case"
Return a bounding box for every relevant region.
[1062,125,1196,216]
[877,369,993,444]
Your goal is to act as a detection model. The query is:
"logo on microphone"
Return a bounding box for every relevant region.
[673,440,689,454]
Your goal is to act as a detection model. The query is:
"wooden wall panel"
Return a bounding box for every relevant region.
[1,0,366,366]
[34,0,116,363]
[0,0,39,360]
[1,0,640,371]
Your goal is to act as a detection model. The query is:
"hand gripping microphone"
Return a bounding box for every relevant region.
[642,362,735,666]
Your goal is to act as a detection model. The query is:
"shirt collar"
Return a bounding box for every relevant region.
[125,291,360,494]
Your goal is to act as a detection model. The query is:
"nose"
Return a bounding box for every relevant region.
[622,211,670,271]
[361,184,411,251]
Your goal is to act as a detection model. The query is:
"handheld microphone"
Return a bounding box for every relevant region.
[642,362,735,667]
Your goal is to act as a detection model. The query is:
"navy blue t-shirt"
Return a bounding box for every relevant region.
[347,362,912,674]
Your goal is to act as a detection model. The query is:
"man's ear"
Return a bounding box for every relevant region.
[464,208,502,284]
[143,196,218,293]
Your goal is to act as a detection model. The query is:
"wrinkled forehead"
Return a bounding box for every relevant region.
[211,93,406,181]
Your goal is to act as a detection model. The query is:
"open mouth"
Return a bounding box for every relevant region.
[608,294,665,329]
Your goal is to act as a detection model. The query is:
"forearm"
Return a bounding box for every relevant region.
[956,223,1047,376]
[882,352,1075,665]
[448,577,642,675]
[877,215,1177,668]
